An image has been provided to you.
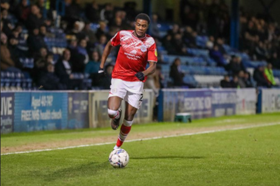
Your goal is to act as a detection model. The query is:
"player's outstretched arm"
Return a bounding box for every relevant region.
[99,41,114,70]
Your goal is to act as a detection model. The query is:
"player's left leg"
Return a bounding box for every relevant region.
[114,92,142,150]
[114,102,137,149]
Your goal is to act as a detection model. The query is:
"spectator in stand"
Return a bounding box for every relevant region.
[8,36,21,65]
[11,24,29,57]
[26,4,45,31]
[67,21,84,40]
[170,33,190,56]
[0,33,21,72]
[150,13,160,39]
[167,24,180,40]
[183,26,193,43]
[33,47,48,82]
[253,65,270,87]
[99,63,114,89]
[95,34,108,57]
[237,70,246,88]
[206,36,215,49]
[110,16,124,30]
[95,21,108,40]
[36,0,53,20]
[163,34,176,55]
[85,50,100,74]
[85,0,100,23]
[187,31,197,48]
[244,71,253,87]
[254,41,268,60]
[231,75,239,88]
[170,58,188,87]
[85,50,101,86]
[100,3,114,23]
[1,8,13,37]
[64,0,81,26]
[55,49,81,90]
[39,25,55,38]
[220,75,232,88]
[269,52,280,69]
[27,27,47,56]
[209,44,226,67]
[67,38,79,58]
[14,0,30,23]
[68,39,87,73]
[82,22,97,46]
[226,55,246,75]
[264,63,276,87]
[38,62,67,90]
[77,38,89,63]
[216,38,226,55]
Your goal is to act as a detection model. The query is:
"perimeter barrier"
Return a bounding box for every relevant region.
[1,88,279,133]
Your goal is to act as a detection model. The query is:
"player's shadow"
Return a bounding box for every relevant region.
[35,161,111,182]
[131,156,205,160]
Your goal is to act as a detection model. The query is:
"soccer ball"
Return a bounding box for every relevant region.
[109,148,129,168]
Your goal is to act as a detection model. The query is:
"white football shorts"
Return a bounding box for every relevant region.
[108,78,144,109]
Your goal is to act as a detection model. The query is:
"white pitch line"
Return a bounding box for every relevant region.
[2,122,280,156]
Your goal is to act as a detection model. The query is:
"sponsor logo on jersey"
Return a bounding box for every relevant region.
[155,49,158,57]
[140,44,147,52]
[130,50,137,55]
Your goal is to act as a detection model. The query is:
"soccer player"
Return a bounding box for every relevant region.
[99,13,158,150]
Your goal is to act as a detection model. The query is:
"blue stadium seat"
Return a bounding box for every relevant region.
[19,58,34,68]
[187,48,209,57]
[183,75,197,85]
[243,60,267,68]
[90,23,100,31]
[273,70,280,78]
[196,36,208,48]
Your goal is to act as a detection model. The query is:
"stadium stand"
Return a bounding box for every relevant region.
[1,0,279,90]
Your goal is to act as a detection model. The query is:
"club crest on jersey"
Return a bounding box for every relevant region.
[140,45,147,52]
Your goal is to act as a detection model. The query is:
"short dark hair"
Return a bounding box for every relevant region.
[135,13,150,24]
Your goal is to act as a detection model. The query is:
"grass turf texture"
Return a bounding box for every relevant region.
[1,113,280,186]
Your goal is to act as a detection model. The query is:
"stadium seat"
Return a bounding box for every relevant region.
[19,58,34,68]
[273,70,280,78]
[243,60,267,68]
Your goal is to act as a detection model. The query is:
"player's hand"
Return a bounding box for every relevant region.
[98,67,106,77]
[135,72,145,81]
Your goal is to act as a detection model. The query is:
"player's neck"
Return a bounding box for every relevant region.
[133,31,146,39]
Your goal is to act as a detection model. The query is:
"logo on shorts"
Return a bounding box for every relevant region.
[140,44,147,52]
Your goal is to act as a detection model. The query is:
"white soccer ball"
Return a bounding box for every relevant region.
[109,149,129,168]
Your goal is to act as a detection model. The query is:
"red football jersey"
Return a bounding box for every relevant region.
[110,30,158,82]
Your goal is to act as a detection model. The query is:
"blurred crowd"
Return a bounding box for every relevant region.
[1,0,280,91]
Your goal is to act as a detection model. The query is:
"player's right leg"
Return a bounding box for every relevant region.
[107,79,127,130]
[107,96,122,130]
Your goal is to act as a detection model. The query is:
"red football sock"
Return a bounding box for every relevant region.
[116,124,131,147]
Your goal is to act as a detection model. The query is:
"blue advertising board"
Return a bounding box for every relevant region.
[1,92,14,133]
[68,92,89,129]
[14,92,68,132]
[160,89,212,121]
[211,89,237,117]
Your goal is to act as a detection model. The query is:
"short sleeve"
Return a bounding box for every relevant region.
[110,31,121,46]
[147,42,158,62]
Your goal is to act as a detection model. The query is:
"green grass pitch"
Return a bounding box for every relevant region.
[1,113,280,186]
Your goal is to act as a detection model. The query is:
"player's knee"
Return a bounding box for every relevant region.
[108,109,118,118]
[123,120,133,127]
